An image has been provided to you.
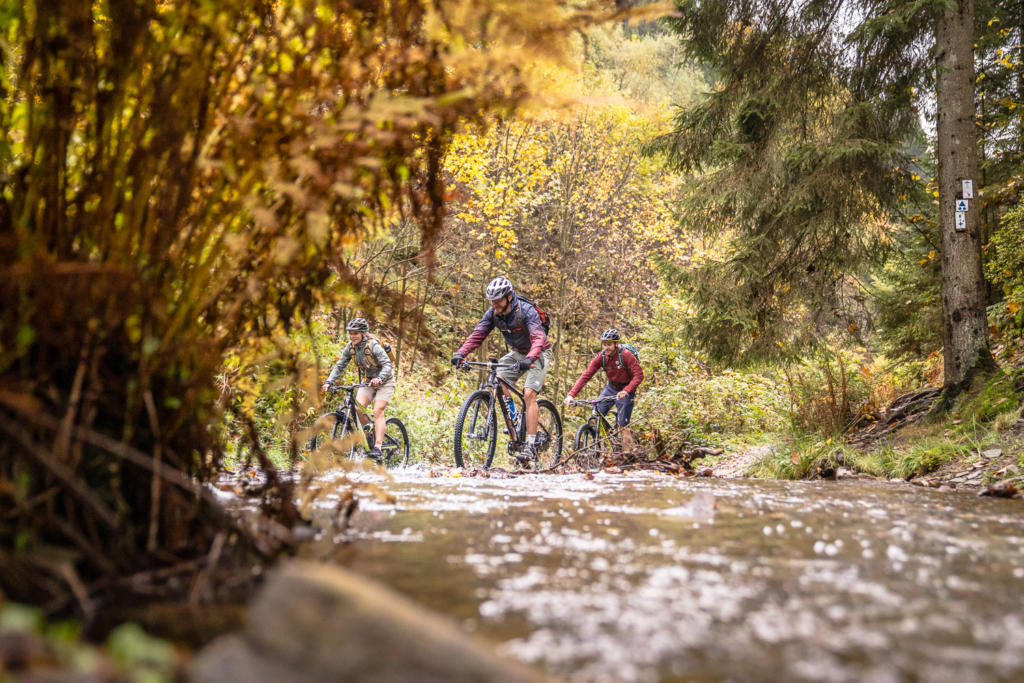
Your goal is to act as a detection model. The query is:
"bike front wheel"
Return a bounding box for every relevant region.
[381,417,410,468]
[454,390,497,468]
[308,412,347,453]
[532,398,563,469]
[572,423,600,471]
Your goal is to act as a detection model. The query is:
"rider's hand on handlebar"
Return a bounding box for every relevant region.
[321,383,331,394]
[450,353,465,368]
[370,377,382,387]
[516,358,534,373]
[616,390,628,400]
[564,395,573,407]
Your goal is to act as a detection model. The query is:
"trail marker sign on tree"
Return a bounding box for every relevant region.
[961,179,974,199]
[955,212,967,231]
[955,199,969,212]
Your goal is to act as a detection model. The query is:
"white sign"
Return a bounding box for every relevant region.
[955,211,967,231]
[955,198,969,212]
[961,179,974,199]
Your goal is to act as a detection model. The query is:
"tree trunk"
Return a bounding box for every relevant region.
[935,0,994,398]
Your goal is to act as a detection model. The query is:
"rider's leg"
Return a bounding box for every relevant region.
[523,387,539,437]
[620,427,633,453]
[615,390,636,453]
[372,399,388,447]
[355,389,372,427]
[521,348,551,444]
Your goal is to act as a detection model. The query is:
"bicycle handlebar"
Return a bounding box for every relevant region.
[460,361,517,370]
[325,383,369,392]
[569,397,617,407]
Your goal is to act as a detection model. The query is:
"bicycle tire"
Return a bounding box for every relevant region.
[381,417,410,468]
[308,412,345,452]
[532,397,563,469]
[573,423,600,470]
[454,390,497,468]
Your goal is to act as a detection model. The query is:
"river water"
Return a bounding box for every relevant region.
[303,468,1024,682]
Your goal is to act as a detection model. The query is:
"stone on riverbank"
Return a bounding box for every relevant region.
[191,561,546,683]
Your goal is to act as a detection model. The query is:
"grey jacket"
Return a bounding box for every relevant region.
[326,338,393,384]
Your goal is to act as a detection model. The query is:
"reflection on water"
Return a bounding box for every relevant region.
[303,469,1024,682]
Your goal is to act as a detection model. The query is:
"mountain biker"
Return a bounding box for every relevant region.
[451,276,552,464]
[564,328,643,454]
[321,318,395,460]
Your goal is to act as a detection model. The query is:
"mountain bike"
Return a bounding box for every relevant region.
[453,359,562,470]
[568,397,620,470]
[308,383,410,467]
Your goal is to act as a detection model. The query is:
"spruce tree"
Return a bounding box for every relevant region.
[656,0,996,396]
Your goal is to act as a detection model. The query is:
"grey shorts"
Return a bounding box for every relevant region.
[497,348,552,394]
[357,378,396,405]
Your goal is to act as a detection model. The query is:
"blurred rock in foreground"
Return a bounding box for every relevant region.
[190,560,546,683]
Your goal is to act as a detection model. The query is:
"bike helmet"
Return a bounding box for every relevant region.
[345,317,370,332]
[600,328,620,341]
[485,275,514,301]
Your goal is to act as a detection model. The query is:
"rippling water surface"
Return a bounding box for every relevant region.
[302,468,1024,682]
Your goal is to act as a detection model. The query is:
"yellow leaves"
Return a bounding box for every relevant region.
[1008,301,1021,315]
[848,322,857,333]
[306,212,329,247]
[273,236,301,264]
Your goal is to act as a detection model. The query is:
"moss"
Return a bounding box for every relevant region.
[953,369,1022,427]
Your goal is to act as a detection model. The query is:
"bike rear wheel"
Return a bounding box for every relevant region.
[573,423,600,470]
[381,417,410,468]
[532,398,563,469]
[454,390,497,468]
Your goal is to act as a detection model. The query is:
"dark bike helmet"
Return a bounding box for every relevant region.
[485,275,514,301]
[346,317,370,332]
[600,328,620,341]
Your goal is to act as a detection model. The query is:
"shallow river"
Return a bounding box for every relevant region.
[303,468,1024,682]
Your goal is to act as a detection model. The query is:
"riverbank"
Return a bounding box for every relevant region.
[703,410,1024,496]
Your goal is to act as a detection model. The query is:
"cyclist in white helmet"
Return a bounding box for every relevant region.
[451,276,552,463]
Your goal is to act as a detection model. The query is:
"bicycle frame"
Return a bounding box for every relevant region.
[465,359,523,442]
[326,383,375,449]
[571,397,620,449]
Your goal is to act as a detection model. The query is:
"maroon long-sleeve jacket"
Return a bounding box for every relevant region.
[568,346,643,396]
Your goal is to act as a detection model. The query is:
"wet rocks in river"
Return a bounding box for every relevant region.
[979,481,1022,499]
[190,560,545,683]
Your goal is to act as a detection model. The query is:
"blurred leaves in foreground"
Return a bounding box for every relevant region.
[0,0,633,615]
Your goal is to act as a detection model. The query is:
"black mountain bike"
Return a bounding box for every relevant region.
[453,359,562,470]
[309,383,410,467]
[568,397,620,470]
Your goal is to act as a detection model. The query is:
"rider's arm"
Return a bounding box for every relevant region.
[369,341,393,382]
[455,309,495,357]
[622,349,644,393]
[568,353,603,398]
[521,304,548,360]
[325,343,353,386]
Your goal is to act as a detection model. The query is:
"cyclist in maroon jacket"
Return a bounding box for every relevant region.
[564,328,643,453]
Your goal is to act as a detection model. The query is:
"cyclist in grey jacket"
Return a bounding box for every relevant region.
[322,318,395,459]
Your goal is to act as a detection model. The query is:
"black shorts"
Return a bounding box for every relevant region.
[597,384,635,427]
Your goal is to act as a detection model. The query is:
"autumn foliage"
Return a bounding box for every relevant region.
[0,0,627,612]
